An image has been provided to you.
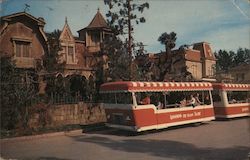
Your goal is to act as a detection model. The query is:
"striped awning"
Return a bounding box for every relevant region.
[100,81,213,93]
[212,83,250,91]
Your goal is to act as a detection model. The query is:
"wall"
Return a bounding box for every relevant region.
[28,102,106,129]
[204,59,216,78]
[186,61,202,80]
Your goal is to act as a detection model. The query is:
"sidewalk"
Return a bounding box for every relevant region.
[0,129,83,143]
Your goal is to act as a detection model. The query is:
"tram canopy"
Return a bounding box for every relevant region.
[212,83,250,91]
[100,81,213,93]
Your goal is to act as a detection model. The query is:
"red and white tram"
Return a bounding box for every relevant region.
[100,81,215,132]
[212,83,250,119]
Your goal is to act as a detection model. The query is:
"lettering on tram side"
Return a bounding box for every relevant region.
[170,111,202,120]
[241,107,249,112]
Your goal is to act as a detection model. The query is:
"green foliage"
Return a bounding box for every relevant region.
[233,48,250,65]
[42,29,67,97]
[156,32,177,81]
[215,50,234,71]
[0,56,39,130]
[43,29,64,73]
[104,0,149,36]
[103,0,149,81]
[215,48,249,72]
[101,36,131,81]
[158,32,177,51]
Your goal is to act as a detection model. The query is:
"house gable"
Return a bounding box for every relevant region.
[59,18,75,42]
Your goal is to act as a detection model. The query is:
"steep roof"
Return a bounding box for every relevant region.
[0,12,47,41]
[1,12,45,26]
[85,9,109,29]
[193,42,216,61]
[184,49,201,62]
[59,17,74,42]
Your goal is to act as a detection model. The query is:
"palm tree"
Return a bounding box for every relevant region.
[158,32,176,60]
[157,32,177,81]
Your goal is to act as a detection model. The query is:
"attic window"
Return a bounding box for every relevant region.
[14,41,31,58]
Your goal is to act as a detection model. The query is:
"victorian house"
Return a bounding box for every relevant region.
[0,10,112,97]
[57,9,112,80]
[0,12,47,69]
[138,42,217,82]
[171,42,216,81]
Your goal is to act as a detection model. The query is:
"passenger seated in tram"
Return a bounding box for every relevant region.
[194,93,202,105]
[151,94,163,109]
[156,101,163,109]
[229,98,237,104]
[179,98,187,108]
[187,94,196,107]
[140,94,151,105]
[204,95,211,105]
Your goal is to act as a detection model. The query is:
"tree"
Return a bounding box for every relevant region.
[156,32,177,81]
[233,48,250,66]
[0,56,39,130]
[215,48,250,72]
[43,29,64,73]
[104,0,149,80]
[215,50,234,71]
[43,29,66,97]
[101,36,131,81]
[158,32,177,59]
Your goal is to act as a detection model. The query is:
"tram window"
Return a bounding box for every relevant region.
[102,93,116,103]
[165,91,211,108]
[135,92,151,105]
[134,91,211,108]
[151,92,165,109]
[227,91,249,103]
[135,92,164,107]
[116,92,132,104]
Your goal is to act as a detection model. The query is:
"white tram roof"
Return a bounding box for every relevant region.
[100,81,213,93]
[212,83,250,91]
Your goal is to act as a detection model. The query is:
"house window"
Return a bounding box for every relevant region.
[15,41,30,57]
[62,46,67,53]
[90,32,100,45]
[60,44,75,64]
[68,46,74,63]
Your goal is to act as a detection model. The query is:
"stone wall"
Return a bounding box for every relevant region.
[28,102,106,129]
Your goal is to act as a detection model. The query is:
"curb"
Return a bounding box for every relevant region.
[0,129,83,143]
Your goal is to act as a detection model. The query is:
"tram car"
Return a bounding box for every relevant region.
[100,81,215,132]
[212,83,250,119]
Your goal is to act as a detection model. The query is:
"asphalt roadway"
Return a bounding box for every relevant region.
[1,118,250,160]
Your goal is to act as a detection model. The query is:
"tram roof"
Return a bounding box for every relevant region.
[100,81,213,93]
[212,83,250,91]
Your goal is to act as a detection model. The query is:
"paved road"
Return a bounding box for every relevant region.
[1,118,250,160]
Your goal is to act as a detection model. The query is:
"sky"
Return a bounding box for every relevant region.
[1,0,249,53]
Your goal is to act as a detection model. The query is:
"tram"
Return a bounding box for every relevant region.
[100,81,215,132]
[212,83,250,119]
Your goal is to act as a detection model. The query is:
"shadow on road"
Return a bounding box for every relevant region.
[72,135,250,160]
[82,122,210,137]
